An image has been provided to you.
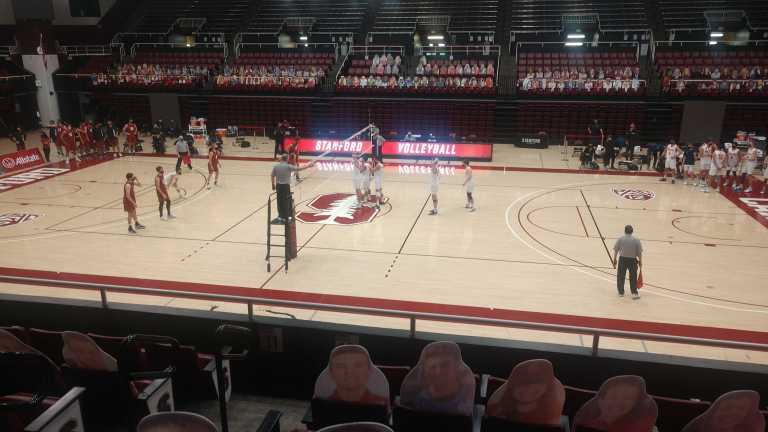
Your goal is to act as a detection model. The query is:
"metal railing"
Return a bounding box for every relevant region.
[653,39,768,62]
[0,45,19,57]
[0,274,766,358]
[58,45,114,57]
[130,42,227,59]
[0,74,33,81]
[515,41,641,63]
[234,42,338,59]
[349,45,404,57]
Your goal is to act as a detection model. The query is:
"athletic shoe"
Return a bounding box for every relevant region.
[207,185,212,190]
[128,226,136,234]
[465,204,470,209]
[135,223,146,229]
[745,187,752,193]
[659,178,666,182]
[469,207,476,212]
[167,215,176,219]
[428,209,438,215]
[632,294,640,300]
[618,293,625,297]
[702,188,709,193]
[671,179,675,184]
[161,215,168,221]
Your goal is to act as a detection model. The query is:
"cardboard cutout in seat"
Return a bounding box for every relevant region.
[61,331,118,371]
[399,341,475,416]
[681,390,765,432]
[0,329,41,355]
[317,422,395,432]
[572,375,657,432]
[314,345,389,406]
[137,411,218,432]
[486,359,565,426]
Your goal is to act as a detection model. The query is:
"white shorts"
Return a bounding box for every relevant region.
[363,178,371,191]
[709,164,723,176]
[727,161,739,170]
[374,174,383,191]
[353,175,361,191]
[763,164,768,177]
[465,181,475,193]
[684,164,695,173]
[665,158,677,170]
[740,161,756,175]
[430,184,439,195]
[700,159,711,170]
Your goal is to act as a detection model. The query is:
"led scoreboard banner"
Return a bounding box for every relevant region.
[282,138,493,161]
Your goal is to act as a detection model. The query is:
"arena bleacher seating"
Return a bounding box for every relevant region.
[338,53,496,95]
[246,0,368,34]
[657,49,768,97]
[372,0,499,34]
[216,51,334,92]
[135,0,249,34]
[507,0,649,33]
[657,0,768,32]
[89,50,223,90]
[518,50,645,96]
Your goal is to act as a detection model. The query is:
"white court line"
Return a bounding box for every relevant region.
[504,180,768,315]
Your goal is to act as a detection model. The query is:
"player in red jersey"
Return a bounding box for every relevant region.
[287,137,301,181]
[155,166,174,220]
[60,123,78,163]
[207,142,222,189]
[75,122,89,158]
[123,119,139,155]
[124,173,145,233]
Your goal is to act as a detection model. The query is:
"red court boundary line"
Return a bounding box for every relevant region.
[1,266,766,345]
[132,152,662,177]
[717,178,768,230]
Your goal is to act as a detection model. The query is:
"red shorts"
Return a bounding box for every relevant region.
[127,135,138,144]
[64,142,75,152]
[96,139,105,149]
[123,200,135,213]
[208,163,219,174]
[157,192,169,202]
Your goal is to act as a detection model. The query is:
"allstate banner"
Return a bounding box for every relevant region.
[1,149,45,174]
[284,138,493,161]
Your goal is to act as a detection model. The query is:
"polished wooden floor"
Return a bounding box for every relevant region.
[1,135,767,364]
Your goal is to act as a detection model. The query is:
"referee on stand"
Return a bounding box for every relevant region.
[612,225,643,299]
[270,154,315,224]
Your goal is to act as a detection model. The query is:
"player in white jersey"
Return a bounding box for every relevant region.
[352,155,363,207]
[710,144,727,192]
[165,168,186,197]
[372,156,384,208]
[739,142,758,193]
[698,141,713,189]
[462,160,475,212]
[660,140,680,183]
[428,158,440,215]
[763,157,768,195]
[361,155,372,205]
[725,144,741,190]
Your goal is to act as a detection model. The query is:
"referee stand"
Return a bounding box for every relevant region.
[265,191,298,272]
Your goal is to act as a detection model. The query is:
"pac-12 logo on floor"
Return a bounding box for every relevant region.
[296,193,380,225]
[612,188,656,201]
[0,213,41,227]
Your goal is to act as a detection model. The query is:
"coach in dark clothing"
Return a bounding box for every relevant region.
[10,127,26,151]
[603,135,616,169]
[587,119,603,147]
[270,154,315,224]
[613,225,643,299]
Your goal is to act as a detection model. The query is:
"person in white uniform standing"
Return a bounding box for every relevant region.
[462,160,475,212]
[710,144,727,192]
[726,144,741,190]
[660,140,680,184]
[739,141,758,193]
[352,155,363,207]
[372,156,384,209]
[428,158,440,215]
[697,141,713,190]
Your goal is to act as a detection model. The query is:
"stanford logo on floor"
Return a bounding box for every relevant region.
[0,213,41,227]
[612,188,656,201]
[296,193,380,225]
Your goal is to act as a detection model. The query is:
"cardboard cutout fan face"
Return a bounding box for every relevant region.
[486,359,565,425]
[62,331,118,371]
[137,412,218,432]
[681,390,765,432]
[573,375,657,432]
[316,422,394,432]
[0,329,38,354]
[399,341,475,416]
[314,345,389,406]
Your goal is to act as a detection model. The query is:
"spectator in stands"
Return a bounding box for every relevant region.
[138,412,218,432]
[603,135,617,169]
[625,122,639,160]
[316,345,389,406]
[62,331,118,371]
